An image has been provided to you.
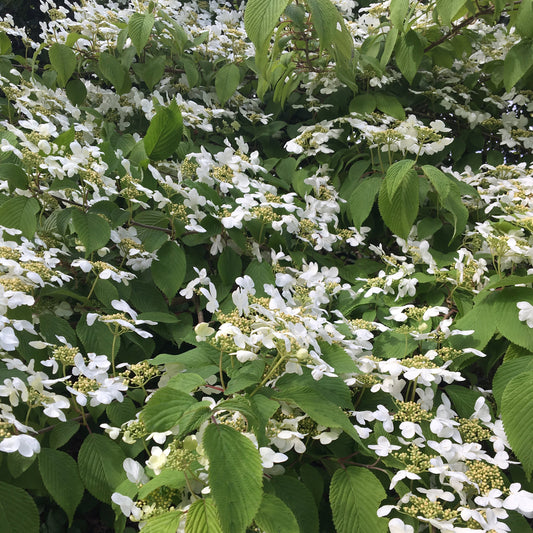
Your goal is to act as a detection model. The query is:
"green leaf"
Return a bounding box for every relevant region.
[375,93,405,120]
[445,385,482,419]
[378,167,419,239]
[385,159,416,197]
[0,482,39,533]
[106,397,137,426]
[390,0,409,29]
[0,196,40,238]
[349,93,376,114]
[330,467,387,533]
[504,39,533,91]
[437,0,467,26]
[203,424,263,533]
[501,370,533,478]
[144,101,183,160]
[218,246,242,285]
[0,31,12,55]
[185,499,223,533]
[487,288,533,350]
[38,448,84,526]
[269,476,319,533]
[421,164,451,199]
[133,55,166,90]
[49,420,80,450]
[98,52,131,95]
[141,386,197,433]
[138,470,186,499]
[78,434,126,502]
[0,163,28,191]
[151,241,186,299]
[321,344,358,374]
[128,12,155,55]
[493,357,533,408]
[274,385,362,443]
[244,0,291,48]
[71,210,111,254]
[215,63,240,105]
[348,177,381,229]
[254,493,299,533]
[441,182,469,241]
[66,78,87,105]
[49,43,76,87]
[395,30,423,84]
[142,510,182,533]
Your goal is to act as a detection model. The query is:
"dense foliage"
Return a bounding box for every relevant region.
[1,0,533,532]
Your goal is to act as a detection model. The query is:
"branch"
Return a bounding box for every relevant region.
[424,8,494,53]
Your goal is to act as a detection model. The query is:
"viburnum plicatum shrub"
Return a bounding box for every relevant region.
[2,0,533,531]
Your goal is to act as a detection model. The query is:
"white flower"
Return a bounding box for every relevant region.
[0,434,40,457]
[389,470,421,490]
[517,301,533,327]
[111,493,142,521]
[388,518,414,533]
[259,447,288,468]
[146,446,170,474]
[195,322,215,342]
[368,436,401,457]
[123,458,149,484]
[503,483,533,518]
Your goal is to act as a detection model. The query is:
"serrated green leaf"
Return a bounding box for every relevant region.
[204,424,263,533]
[144,102,183,160]
[66,78,87,105]
[78,434,126,502]
[390,0,409,29]
[0,482,39,533]
[254,493,299,533]
[375,93,405,120]
[385,159,415,197]
[441,181,468,241]
[128,12,155,55]
[133,55,166,90]
[98,52,131,95]
[493,357,533,408]
[504,40,533,91]
[217,246,242,285]
[501,370,533,478]
[330,467,387,533]
[142,510,182,533]
[378,168,419,239]
[151,241,186,299]
[244,0,291,49]
[49,420,80,450]
[49,43,76,87]
[444,385,482,419]
[106,397,136,426]
[0,163,28,191]
[436,0,467,25]
[422,164,451,199]
[321,344,357,374]
[348,177,381,229]
[71,210,111,254]
[274,385,361,444]
[395,30,423,84]
[269,476,319,533]
[0,31,12,55]
[0,196,40,238]
[38,448,84,526]
[215,63,240,105]
[186,499,223,533]
[141,386,197,433]
[138,470,186,499]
